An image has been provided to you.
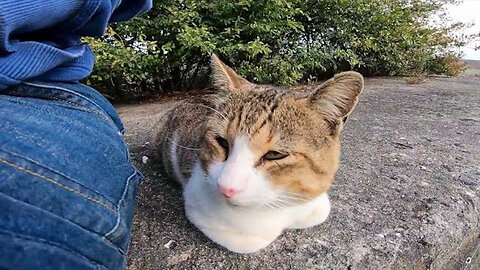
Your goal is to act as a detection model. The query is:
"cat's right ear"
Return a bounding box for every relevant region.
[304,71,364,127]
[210,54,252,92]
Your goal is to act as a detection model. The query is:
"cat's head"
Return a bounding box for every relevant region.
[200,54,363,208]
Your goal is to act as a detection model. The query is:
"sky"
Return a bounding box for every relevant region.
[446,0,480,60]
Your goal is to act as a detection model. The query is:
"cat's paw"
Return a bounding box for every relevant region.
[201,227,278,254]
[289,193,331,229]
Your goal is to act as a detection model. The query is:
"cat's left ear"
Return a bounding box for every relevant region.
[305,71,364,126]
[210,54,253,92]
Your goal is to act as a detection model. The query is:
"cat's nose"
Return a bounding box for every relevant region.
[218,184,242,198]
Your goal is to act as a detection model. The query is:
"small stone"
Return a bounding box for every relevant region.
[416,210,429,218]
[142,156,149,164]
[164,240,176,249]
[392,142,413,150]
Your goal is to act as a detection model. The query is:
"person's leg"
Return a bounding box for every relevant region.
[0,82,142,270]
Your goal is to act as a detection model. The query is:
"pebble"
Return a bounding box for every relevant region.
[164,240,176,249]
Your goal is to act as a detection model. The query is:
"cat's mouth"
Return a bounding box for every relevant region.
[224,197,268,209]
[225,200,240,207]
[223,196,254,208]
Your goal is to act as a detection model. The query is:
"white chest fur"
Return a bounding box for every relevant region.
[183,162,331,253]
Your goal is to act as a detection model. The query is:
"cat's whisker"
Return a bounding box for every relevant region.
[273,202,285,209]
[269,201,280,209]
[271,200,287,210]
[283,197,309,204]
[278,194,309,202]
[187,102,228,122]
[282,191,308,196]
[279,199,296,207]
[275,198,297,206]
[279,192,311,202]
[175,144,202,151]
[164,136,202,151]
[264,203,275,210]
[281,191,310,199]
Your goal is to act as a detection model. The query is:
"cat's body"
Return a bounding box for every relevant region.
[153,55,364,253]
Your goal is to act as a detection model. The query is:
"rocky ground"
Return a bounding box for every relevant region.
[117,74,480,270]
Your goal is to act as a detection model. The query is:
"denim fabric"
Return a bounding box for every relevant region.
[0,82,143,270]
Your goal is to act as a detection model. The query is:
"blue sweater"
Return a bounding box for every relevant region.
[0,0,152,89]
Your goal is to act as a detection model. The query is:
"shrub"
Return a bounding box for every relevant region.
[426,53,467,76]
[84,0,469,100]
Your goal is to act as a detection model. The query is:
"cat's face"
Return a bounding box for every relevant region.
[199,55,363,208]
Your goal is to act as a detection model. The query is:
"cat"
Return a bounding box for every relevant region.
[153,54,364,254]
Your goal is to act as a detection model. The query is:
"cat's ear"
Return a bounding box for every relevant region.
[306,71,364,125]
[210,54,252,92]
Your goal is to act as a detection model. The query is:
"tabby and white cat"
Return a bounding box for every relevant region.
[154,55,364,253]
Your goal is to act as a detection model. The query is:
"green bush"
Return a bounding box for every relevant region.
[426,52,467,76]
[84,0,468,101]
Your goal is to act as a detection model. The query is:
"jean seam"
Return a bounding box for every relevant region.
[22,82,115,127]
[0,157,117,213]
[104,169,138,238]
[0,148,118,207]
[0,228,114,270]
[49,96,112,124]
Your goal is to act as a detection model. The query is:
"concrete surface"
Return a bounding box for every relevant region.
[117,75,480,270]
[465,60,480,76]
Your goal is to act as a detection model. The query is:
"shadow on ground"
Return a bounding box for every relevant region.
[117,75,480,270]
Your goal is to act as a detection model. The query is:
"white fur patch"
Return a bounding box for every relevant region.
[217,136,253,192]
[207,136,276,206]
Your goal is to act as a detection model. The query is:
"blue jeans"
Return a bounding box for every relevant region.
[0,82,142,270]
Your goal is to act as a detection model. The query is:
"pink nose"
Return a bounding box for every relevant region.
[218,185,241,198]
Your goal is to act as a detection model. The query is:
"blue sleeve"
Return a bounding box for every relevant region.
[0,0,152,53]
[0,0,152,89]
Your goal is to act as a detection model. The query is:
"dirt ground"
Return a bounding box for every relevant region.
[117,74,480,270]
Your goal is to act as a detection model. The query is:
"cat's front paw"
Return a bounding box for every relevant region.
[289,193,331,229]
[201,227,278,254]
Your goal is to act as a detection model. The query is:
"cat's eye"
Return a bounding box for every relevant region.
[262,151,288,161]
[215,136,229,157]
